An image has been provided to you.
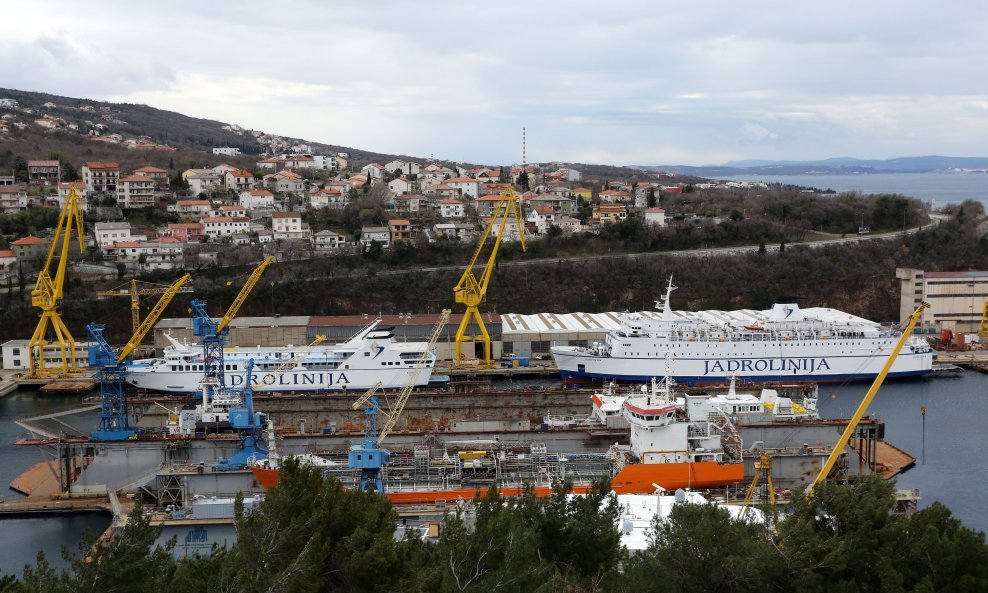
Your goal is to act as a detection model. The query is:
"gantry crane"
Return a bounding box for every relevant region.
[453,187,526,367]
[98,279,194,336]
[191,256,274,391]
[27,185,85,378]
[87,274,193,440]
[349,309,451,491]
[806,301,929,497]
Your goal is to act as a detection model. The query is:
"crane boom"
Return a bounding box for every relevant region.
[377,309,450,443]
[27,185,85,378]
[98,279,194,335]
[217,256,274,334]
[806,302,929,497]
[453,187,525,366]
[116,274,192,363]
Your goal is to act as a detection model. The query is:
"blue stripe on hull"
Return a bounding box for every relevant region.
[558,369,932,385]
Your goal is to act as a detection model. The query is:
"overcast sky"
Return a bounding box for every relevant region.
[4,1,987,166]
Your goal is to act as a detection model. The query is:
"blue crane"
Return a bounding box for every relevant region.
[88,274,192,441]
[213,359,269,471]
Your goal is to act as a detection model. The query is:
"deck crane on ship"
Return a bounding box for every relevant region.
[26,185,85,379]
[349,309,451,491]
[452,187,525,367]
[87,274,192,440]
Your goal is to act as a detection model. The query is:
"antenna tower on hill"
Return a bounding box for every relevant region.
[522,127,526,166]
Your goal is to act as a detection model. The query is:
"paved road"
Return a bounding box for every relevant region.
[356,220,938,279]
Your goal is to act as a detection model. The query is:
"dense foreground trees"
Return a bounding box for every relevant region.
[2,462,986,593]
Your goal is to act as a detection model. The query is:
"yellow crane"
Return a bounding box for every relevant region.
[806,302,929,497]
[88,273,192,440]
[453,187,526,367]
[97,279,194,336]
[978,302,988,339]
[377,308,450,441]
[740,451,778,525]
[27,185,85,378]
[217,256,274,334]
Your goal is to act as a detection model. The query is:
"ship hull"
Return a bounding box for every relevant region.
[610,461,744,493]
[552,346,934,385]
[126,365,433,393]
[250,467,593,503]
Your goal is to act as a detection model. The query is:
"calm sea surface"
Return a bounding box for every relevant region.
[722,172,988,209]
[1,372,986,576]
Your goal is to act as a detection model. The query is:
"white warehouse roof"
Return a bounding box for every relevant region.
[501,306,879,336]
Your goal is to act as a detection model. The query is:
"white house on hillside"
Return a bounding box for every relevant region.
[440,198,465,219]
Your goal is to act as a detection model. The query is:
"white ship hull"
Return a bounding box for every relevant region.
[552,340,933,385]
[551,279,935,385]
[126,321,436,394]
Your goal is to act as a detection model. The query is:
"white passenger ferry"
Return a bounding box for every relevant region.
[551,279,934,385]
[126,320,435,393]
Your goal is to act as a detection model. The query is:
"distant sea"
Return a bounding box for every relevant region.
[721,172,988,209]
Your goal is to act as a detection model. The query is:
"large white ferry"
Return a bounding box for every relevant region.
[551,279,934,385]
[126,320,436,394]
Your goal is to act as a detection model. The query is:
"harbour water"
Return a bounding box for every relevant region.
[0,390,109,577]
[722,172,988,209]
[1,371,986,575]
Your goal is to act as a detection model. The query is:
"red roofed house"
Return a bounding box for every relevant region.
[599,189,631,204]
[263,170,305,194]
[201,216,250,238]
[133,166,169,188]
[592,203,627,225]
[82,162,120,193]
[175,199,212,216]
[388,219,412,243]
[256,158,279,170]
[11,235,51,263]
[526,207,555,236]
[117,174,156,208]
[440,198,465,219]
[240,189,275,210]
[219,204,248,217]
[225,169,256,192]
[162,222,204,243]
[27,160,60,186]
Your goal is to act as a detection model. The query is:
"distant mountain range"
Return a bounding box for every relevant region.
[640,156,988,177]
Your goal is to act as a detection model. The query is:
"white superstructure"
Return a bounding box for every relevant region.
[551,278,934,385]
[126,320,435,393]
